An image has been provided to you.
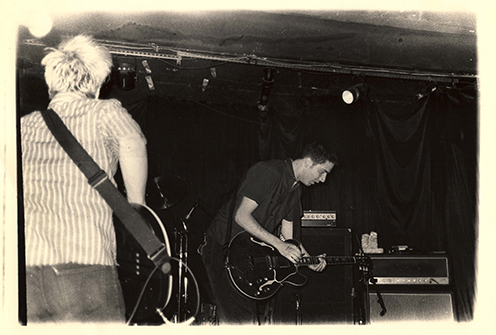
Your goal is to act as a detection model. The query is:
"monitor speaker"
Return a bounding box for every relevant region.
[368,292,454,323]
[273,228,355,325]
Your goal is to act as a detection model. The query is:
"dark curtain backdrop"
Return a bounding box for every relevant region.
[123,85,477,322]
[366,87,477,321]
[17,50,477,322]
[426,88,477,321]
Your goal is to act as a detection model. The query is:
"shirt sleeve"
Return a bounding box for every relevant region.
[98,99,146,155]
[238,162,280,205]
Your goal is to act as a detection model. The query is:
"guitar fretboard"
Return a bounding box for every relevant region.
[298,256,357,266]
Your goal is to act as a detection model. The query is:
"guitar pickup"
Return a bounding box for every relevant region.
[265,256,280,270]
[264,255,273,269]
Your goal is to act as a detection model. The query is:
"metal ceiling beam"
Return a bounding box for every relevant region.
[22,38,477,83]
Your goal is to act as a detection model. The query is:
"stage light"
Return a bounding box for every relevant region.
[342,83,369,104]
[24,11,53,38]
[257,68,275,112]
[117,62,136,91]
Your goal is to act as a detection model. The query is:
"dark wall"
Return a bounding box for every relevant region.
[17,59,477,249]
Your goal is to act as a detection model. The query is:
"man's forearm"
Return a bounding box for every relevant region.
[119,133,148,205]
[235,211,285,249]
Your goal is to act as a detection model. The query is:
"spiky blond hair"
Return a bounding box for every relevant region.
[41,35,112,98]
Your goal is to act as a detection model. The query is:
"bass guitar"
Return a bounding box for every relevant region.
[114,203,173,323]
[226,231,366,300]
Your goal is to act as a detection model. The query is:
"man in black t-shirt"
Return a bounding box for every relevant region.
[201,142,337,324]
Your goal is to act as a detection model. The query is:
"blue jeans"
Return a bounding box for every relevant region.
[26,264,126,323]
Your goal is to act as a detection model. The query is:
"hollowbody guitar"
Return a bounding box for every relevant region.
[226,231,364,300]
[114,203,173,323]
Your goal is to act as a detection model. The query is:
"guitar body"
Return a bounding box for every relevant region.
[226,231,307,300]
[114,203,173,323]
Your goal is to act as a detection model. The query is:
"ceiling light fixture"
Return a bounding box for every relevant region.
[342,83,369,104]
[257,68,275,112]
[117,62,136,91]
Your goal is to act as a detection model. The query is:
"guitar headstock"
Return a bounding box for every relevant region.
[355,253,372,271]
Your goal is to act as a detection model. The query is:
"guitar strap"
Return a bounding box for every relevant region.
[223,189,237,262]
[40,109,170,274]
[292,202,302,242]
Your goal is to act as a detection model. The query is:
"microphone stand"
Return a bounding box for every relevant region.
[295,289,302,325]
[369,276,387,317]
[173,201,199,322]
[354,234,386,324]
[360,256,387,323]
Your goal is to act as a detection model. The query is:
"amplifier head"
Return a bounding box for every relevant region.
[368,254,449,285]
[301,211,336,227]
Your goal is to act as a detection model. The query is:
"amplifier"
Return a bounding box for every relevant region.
[368,255,449,285]
[301,211,336,227]
[368,292,454,322]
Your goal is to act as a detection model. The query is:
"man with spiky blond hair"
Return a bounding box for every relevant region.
[21,35,148,323]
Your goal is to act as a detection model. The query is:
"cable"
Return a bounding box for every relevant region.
[125,256,201,325]
[155,256,202,325]
[125,266,159,325]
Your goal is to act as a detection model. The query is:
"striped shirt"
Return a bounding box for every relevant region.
[22,92,146,266]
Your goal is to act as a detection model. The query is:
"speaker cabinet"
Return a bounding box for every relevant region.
[368,292,454,323]
[273,228,355,324]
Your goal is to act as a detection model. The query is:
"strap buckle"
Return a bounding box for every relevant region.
[149,245,170,274]
[88,170,109,188]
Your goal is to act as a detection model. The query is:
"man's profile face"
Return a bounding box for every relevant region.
[300,158,334,186]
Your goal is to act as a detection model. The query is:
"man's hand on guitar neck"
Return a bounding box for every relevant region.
[281,219,327,271]
[300,243,327,272]
[306,253,327,272]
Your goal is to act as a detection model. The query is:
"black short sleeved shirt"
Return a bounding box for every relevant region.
[207,159,302,245]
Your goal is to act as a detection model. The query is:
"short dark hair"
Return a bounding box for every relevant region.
[300,141,338,165]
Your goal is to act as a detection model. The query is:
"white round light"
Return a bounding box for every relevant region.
[342,90,355,104]
[28,12,53,38]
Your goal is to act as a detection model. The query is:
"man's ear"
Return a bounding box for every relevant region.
[304,157,313,167]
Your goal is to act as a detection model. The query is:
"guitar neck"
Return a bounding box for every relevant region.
[298,256,357,266]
